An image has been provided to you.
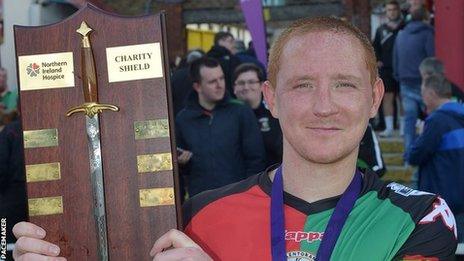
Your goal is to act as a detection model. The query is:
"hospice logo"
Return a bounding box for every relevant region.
[287,251,316,261]
[285,230,324,243]
[26,63,40,77]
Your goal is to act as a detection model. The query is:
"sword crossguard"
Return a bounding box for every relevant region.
[66,102,119,118]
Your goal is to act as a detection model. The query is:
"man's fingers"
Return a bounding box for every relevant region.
[185,151,193,160]
[152,247,211,261]
[178,151,192,164]
[15,252,66,261]
[13,222,46,239]
[14,236,61,258]
[149,229,200,257]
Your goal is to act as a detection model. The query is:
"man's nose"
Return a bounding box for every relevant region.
[312,86,338,117]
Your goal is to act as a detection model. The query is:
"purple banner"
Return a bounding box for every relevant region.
[240,0,267,68]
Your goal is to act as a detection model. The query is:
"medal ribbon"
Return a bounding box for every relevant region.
[270,166,362,261]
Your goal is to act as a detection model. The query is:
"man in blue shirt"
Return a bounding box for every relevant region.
[407,74,464,242]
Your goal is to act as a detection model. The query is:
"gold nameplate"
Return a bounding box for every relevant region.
[134,119,170,140]
[137,153,172,173]
[106,43,163,83]
[18,52,75,91]
[28,196,63,216]
[139,188,175,207]
[23,129,58,148]
[26,162,61,183]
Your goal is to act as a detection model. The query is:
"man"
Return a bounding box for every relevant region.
[234,41,267,78]
[13,17,457,260]
[170,50,204,116]
[175,57,266,196]
[407,74,464,242]
[373,0,404,137]
[206,32,242,96]
[393,7,434,160]
[233,63,282,167]
[419,57,464,103]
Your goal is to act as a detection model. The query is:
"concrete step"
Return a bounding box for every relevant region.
[383,153,404,166]
[381,166,415,184]
[379,138,404,153]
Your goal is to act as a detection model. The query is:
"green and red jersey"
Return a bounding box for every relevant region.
[183,168,457,260]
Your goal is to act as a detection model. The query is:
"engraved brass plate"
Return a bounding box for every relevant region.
[23,129,58,148]
[28,196,63,216]
[139,188,175,207]
[26,162,61,183]
[106,43,163,83]
[134,119,170,140]
[18,52,75,91]
[137,153,172,173]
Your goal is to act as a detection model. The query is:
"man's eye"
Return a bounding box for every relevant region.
[295,83,312,89]
[337,82,356,88]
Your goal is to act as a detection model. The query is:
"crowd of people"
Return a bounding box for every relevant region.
[1,0,463,260]
[372,0,464,243]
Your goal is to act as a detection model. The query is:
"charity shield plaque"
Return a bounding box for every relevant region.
[14,4,181,260]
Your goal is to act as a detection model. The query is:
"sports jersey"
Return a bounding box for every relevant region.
[183,167,457,260]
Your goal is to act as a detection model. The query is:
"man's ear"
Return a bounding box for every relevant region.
[193,82,201,93]
[370,77,385,118]
[262,80,278,118]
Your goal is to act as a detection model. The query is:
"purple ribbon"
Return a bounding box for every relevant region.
[270,166,362,261]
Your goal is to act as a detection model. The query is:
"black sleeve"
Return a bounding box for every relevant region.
[358,125,386,176]
[393,197,458,260]
[175,115,191,177]
[240,105,266,177]
[0,125,12,188]
[372,27,383,61]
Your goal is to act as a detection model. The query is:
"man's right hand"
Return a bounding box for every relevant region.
[178,149,193,165]
[12,222,66,261]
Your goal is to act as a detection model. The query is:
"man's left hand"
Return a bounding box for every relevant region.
[150,229,212,261]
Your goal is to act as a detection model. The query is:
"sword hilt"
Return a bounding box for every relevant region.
[77,21,98,103]
[66,102,119,118]
[67,21,119,117]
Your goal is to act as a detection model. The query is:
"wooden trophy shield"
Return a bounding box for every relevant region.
[14,4,181,260]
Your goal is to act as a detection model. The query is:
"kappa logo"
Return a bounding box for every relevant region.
[26,63,40,77]
[285,230,323,243]
[387,183,433,197]
[287,251,316,261]
[419,197,457,238]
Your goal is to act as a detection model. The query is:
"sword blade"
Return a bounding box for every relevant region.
[86,115,109,261]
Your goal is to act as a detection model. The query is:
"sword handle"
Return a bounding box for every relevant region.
[77,21,98,103]
[67,21,119,118]
[82,44,98,103]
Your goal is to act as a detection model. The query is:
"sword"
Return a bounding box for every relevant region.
[67,21,119,261]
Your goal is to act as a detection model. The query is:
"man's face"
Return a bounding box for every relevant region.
[386,4,400,21]
[421,84,436,112]
[0,70,6,93]
[263,31,383,164]
[195,66,226,104]
[234,70,262,107]
[219,36,235,54]
[408,0,424,12]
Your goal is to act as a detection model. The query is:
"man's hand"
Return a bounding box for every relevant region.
[12,222,66,260]
[178,150,193,165]
[150,229,212,261]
